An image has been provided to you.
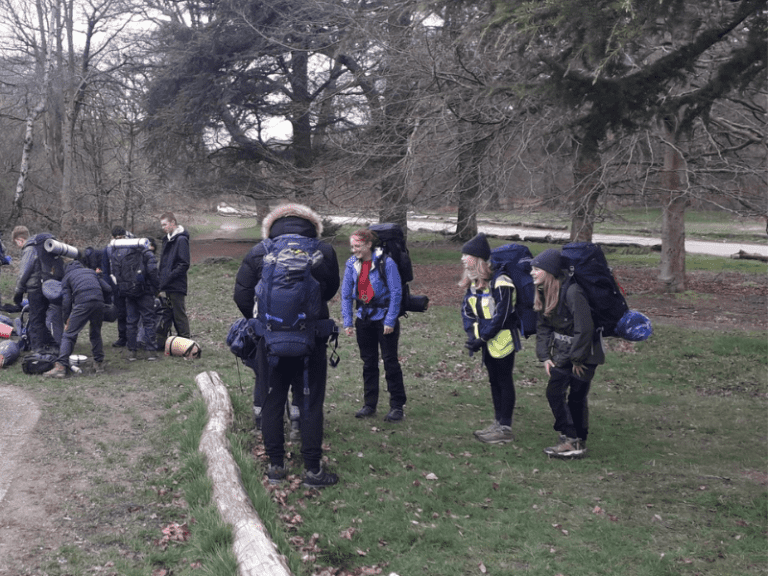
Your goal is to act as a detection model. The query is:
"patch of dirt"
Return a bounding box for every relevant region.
[190,236,768,333]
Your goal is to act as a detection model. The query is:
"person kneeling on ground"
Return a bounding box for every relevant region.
[44,260,111,378]
[531,249,604,459]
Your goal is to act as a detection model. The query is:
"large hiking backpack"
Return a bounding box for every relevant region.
[560,242,630,338]
[254,234,339,414]
[29,233,64,283]
[255,235,326,359]
[111,242,150,297]
[489,243,538,338]
[368,223,429,317]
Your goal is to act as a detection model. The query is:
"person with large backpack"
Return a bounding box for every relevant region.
[233,203,340,489]
[341,228,407,423]
[530,248,605,460]
[11,226,64,353]
[460,233,518,445]
[102,227,133,348]
[109,238,160,361]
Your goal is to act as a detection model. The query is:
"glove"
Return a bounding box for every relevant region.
[13,292,23,306]
[2,255,10,265]
[465,337,484,354]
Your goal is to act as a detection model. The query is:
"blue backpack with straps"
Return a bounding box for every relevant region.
[489,243,538,339]
[253,234,339,412]
[255,235,325,359]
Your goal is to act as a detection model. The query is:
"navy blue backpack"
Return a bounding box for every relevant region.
[255,235,325,359]
[560,242,630,338]
[489,243,538,339]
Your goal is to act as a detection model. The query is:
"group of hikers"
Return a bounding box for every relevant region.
[0,212,191,376]
[232,203,604,490]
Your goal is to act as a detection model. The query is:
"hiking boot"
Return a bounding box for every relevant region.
[383,408,404,422]
[44,362,68,379]
[145,351,158,361]
[112,339,127,348]
[473,421,500,438]
[355,405,376,419]
[127,350,138,362]
[476,425,514,444]
[302,467,338,489]
[93,361,105,374]
[544,436,586,459]
[253,406,262,431]
[266,464,286,485]
[289,419,301,441]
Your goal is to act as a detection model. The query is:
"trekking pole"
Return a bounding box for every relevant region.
[234,357,245,394]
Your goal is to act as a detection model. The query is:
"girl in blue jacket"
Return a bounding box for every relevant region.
[341,229,406,422]
[460,233,517,444]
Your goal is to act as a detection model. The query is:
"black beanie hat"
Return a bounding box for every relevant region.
[530,249,562,276]
[461,233,491,260]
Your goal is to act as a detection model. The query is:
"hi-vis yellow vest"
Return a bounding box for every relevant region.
[467,275,516,358]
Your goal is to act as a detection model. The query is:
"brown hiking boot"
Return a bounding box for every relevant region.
[44,362,67,379]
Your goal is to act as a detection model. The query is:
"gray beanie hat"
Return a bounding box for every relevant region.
[530,249,562,276]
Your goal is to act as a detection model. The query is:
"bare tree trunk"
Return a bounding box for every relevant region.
[570,129,601,242]
[7,102,46,228]
[658,119,688,293]
[453,128,487,242]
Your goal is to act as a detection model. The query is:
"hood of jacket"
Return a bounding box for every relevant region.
[65,260,84,274]
[262,203,323,239]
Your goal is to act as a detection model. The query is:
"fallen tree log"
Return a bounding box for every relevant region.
[731,250,768,263]
[195,370,293,576]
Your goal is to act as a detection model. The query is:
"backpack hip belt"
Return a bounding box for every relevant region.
[553,332,573,343]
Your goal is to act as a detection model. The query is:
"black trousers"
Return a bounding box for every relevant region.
[483,348,516,427]
[545,363,597,441]
[355,318,406,410]
[258,339,328,472]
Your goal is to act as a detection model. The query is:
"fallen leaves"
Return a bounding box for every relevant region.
[154,522,190,550]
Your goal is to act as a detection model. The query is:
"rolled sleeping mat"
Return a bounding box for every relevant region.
[0,339,20,367]
[108,238,151,250]
[0,322,12,338]
[165,336,201,359]
[44,238,81,259]
[42,279,63,303]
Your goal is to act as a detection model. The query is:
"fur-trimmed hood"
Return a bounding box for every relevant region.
[261,203,324,239]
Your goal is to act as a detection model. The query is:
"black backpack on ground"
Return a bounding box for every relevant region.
[368,223,429,317]
[22,352,58,375]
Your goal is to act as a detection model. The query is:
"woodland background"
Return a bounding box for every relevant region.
[0,0,764,292]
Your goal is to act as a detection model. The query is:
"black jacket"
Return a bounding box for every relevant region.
[535,282,605,367]
[158,227,190,294]
[234,215,340,320]
[60,261,111,319]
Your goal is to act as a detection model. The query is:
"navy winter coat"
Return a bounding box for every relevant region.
[158,227,190,294]
[60,261,111,320]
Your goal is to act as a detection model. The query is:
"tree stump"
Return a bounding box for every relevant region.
[195,371,293,576]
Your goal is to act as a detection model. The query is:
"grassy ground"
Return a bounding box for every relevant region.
[0,225,765,576]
